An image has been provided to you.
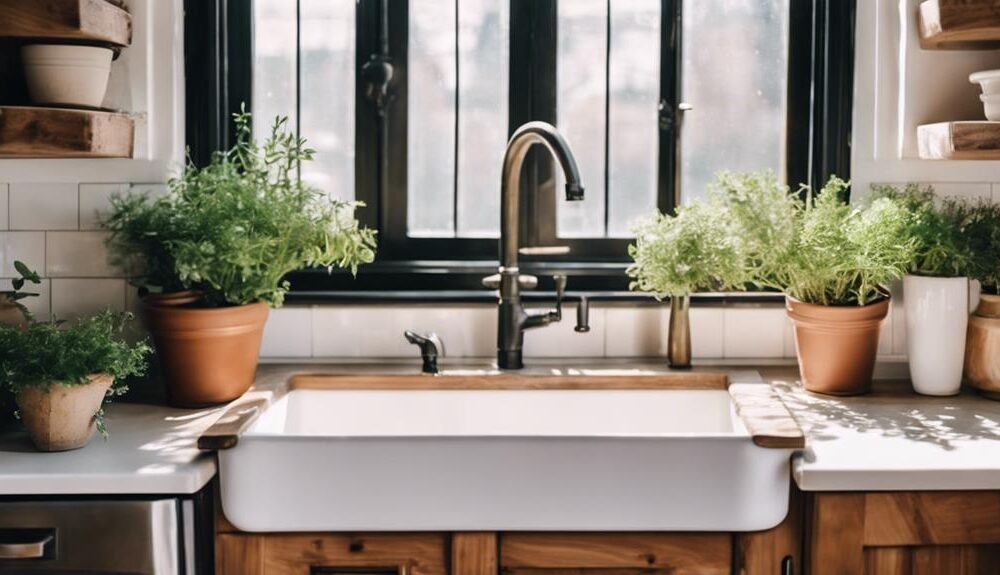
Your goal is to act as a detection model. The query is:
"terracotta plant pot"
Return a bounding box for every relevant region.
[964,293,1000,399]
[16,373,113,452]
[142,299,269,407]
[786,296,890,396]
[142,290,204,307]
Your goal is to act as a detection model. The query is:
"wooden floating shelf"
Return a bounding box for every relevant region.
[0,106,133,158]
[0,0,131,47]
[919,0,1000,49]
[918,121,1000,160]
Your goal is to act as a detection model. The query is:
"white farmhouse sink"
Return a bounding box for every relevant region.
[217,374,796,532]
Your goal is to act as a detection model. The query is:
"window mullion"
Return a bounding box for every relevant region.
[657,0,681,215]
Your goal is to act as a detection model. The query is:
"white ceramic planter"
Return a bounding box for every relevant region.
[21,44,113,108]
[904,275,969,396]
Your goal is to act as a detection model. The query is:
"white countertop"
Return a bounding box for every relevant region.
[0,402,219,495]
[771,373,1000,491]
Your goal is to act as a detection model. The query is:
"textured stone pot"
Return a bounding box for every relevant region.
[964,293,1000,399]
[786,296,889,396]
[16,373,113,452]
[142,299,268,407]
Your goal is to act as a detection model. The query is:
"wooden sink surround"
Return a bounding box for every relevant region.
[199,371,805,451]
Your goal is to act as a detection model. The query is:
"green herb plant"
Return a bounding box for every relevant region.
[0,261,41,311]
[0,311,151,435]
[105,107,377,307]
[715,171,916,306]
[964,200,1000,294]
[627,201,743,298]
[870,183,974,278]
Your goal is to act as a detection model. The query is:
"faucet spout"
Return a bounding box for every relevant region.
[494,121,585,370]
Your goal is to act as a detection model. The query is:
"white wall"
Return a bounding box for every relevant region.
[0,0,183,324]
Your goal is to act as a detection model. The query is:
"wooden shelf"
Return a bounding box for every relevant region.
[919,0,1000,49]
[918,121,1000,160]
[0,106,133,158]
[0,0,131,47]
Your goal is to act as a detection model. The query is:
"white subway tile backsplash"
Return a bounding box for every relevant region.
[312,305,497,358]
[0,278,50,321]
[523,304,605,358]
[0,232,45,277]
[723,307,786,358]
[0,184,8,230]
[261,307,313,358]
[929,182,991,201]
[604,306,667,357]
[79,183,128,230]
[9,183,78,230]
[46,231,117,277]
[50,278,126,320]
[690,307,724,359]
[992,183,1000,204]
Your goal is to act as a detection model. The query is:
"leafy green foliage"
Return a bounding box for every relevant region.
[870,184,974,278]
[2,260,41,301]
[964,200,1000,293]
[627,201,743,297]
[105,108,377,307]
[0,311,151,392]
[779,182,915,305]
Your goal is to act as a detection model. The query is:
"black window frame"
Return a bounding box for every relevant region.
[184,0,854,297]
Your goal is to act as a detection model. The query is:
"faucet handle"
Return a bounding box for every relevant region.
[482,274,538,290]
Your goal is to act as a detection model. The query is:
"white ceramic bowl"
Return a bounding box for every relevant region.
[971,69,1000,96]
[980,94,1000,121]
[21,44,113,107]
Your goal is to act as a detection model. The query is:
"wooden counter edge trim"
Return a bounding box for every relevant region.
[729,383,806,449]
[197,377,293,451]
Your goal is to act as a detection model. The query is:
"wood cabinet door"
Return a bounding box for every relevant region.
[216,533,449,575]
[497,533,732,575]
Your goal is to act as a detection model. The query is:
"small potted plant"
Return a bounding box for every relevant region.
[104,109,377,407]
[0,260,41,329]
[0,311,151,451]
[963,200,1000,399]
[720,171,915,395]
[627,199,743,367]
[872,184,974,396]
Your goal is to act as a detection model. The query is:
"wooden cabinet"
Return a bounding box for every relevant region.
[807,491,1000,575]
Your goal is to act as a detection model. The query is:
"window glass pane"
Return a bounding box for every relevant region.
[408,0,458,238]
[556,0,608,238]
[455,0,509,238]
[607,0,660,237]
[299,0,355,201]
[680,0,789,202]
[252,0,297,135]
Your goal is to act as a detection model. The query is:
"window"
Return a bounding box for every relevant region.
[187,0,848,292]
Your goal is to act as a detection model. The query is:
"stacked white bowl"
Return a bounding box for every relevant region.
[970,69,1000,121]
[21,44,113,108]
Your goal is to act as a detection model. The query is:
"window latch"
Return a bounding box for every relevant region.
[658,100,693,132]
[362,54,395,116]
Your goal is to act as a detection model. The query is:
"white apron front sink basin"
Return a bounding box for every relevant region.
[217,373,797,532]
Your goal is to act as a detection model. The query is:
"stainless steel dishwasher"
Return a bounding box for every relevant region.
[0,496,207,574]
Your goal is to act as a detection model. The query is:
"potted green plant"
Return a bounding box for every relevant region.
[104,109,376,407]
[0,311,151,451]
[627,200,743,367]
[0,260,41,329]
[719,171,915,395]
[962,200,1000,399]
[871,184,974,396]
